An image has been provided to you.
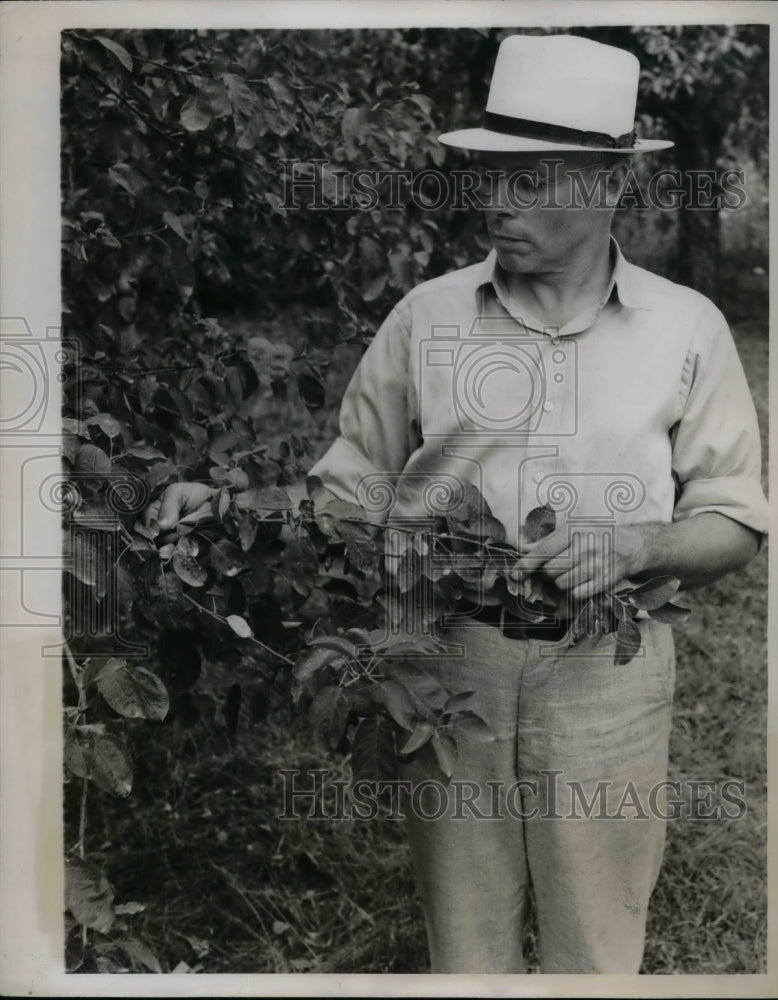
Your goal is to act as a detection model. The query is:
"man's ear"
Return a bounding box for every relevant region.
[605,158,630,209]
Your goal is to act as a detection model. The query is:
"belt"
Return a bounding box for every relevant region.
[455,600,572,642]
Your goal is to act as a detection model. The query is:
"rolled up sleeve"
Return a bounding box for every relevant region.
[306,305,417,514]
[671,307,768,545]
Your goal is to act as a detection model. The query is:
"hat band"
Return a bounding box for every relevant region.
[483,111,636,149]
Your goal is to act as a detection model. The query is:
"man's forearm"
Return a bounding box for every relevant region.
[629,512,762,591]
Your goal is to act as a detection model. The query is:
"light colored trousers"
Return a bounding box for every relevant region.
[399,617,676,974]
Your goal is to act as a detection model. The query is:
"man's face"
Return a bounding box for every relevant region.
[478,151,616,274]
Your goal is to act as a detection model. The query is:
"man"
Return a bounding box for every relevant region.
[157,35,768,973]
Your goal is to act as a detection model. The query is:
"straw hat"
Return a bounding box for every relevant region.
[439,34,673,154]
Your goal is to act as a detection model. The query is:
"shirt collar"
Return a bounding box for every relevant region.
[475,236,653,314]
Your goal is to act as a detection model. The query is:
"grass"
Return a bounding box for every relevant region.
[65,290,768,976]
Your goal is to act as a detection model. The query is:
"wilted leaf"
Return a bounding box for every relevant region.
[65,857,115,932]
[172,550,207,587]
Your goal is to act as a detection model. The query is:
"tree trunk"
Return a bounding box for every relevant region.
[672,116,725,305]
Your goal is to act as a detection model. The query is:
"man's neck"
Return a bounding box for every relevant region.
[500,236,614,329]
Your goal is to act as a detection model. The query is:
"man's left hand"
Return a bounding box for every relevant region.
[509,524,648,601]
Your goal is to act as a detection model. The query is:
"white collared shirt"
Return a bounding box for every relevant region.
[308,240,768,555]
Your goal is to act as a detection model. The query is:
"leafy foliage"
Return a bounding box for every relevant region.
[60,25,763,971]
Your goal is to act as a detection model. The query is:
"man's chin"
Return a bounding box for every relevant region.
[493,244,539,272]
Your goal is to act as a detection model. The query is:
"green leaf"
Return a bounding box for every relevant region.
[614,618,642,666]
[309,685,352,753]
[63,531,100,588]
[86,413,122,438]
[114,901,146,915]
[95,35,133,72]
[234,486,292,511]
[380,678,419,731]
[91,731,133,797]
[64,733,92,779]
[162,210,188,242]
[292,646,340,702]
[627,576,682,611]
[442,690,478,714]
[445,482,506,543]
[65,858,115,933]
[74,443,111,475]
[400,720,434,755]
[523,504,556,543]
[210,539,247,577]
[298,372,325,410]
[108,162,147,197]
[383,661,446,716]
[350,716,397,782]
[180,92,212,132]
[431,732,457,778]
[226,614,253,639]
[118,938,163,974]
[308,634,359,658]
[97,659,169,721]
[449,710,495,742]
[127,444,166,461]
[647,602,692,624]
[282,536,319,595]
[362,274,387,302]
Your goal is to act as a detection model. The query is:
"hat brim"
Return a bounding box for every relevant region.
[438,129,674,154]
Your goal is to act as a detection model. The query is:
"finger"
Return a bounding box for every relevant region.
[157,483,215,530]
[512,535,570,578]
[568,579,602,602]
[143,499,161,527]
[177,502,216,526]
[554,563,596,592]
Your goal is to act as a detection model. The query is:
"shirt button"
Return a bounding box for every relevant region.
[533,472,543,484]
[543,400,554,412]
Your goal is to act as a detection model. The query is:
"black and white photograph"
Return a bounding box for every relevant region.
[0,0,774,993]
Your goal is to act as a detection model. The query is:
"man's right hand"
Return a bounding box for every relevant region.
[146,482,216,531]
